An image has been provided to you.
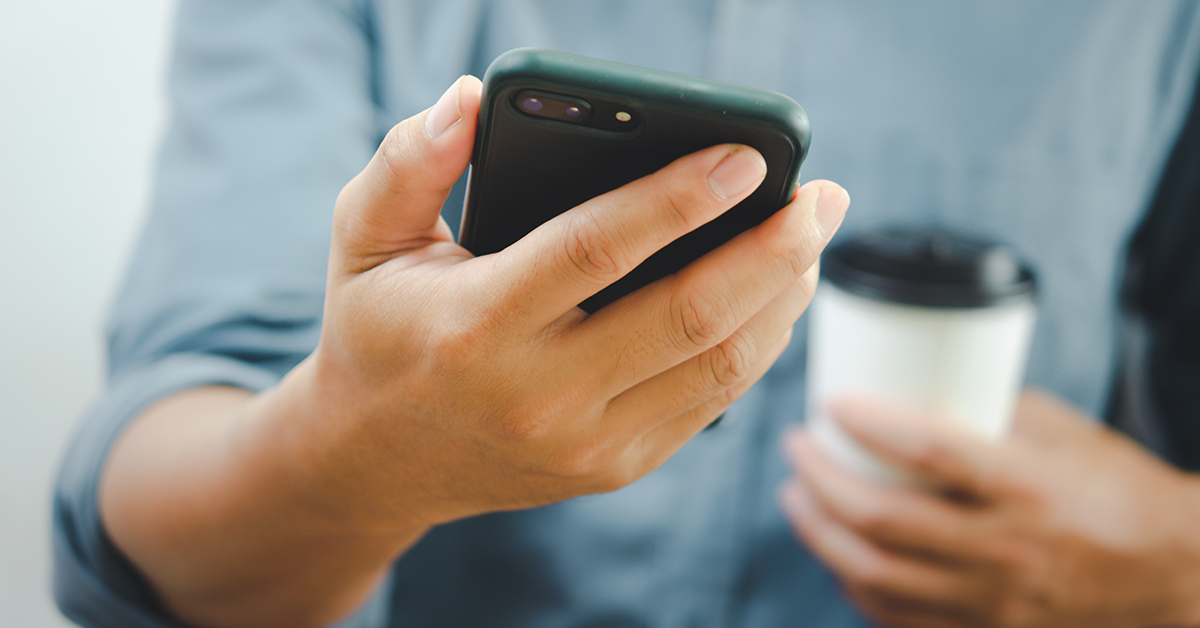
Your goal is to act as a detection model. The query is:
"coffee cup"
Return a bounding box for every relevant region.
[805,229,1037,485]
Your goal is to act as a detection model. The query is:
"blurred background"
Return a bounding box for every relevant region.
[0,1,173,625]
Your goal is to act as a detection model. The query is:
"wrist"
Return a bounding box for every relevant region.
[246,353,436,540]
[100,368,430,628]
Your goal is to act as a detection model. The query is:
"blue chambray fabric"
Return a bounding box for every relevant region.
[54,1,1200,627]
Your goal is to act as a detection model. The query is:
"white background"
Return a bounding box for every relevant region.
[0,0,173,625]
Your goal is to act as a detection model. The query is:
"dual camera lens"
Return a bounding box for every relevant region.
[513,90,636,132]
[520,97,585,118]
[517,92,590,120]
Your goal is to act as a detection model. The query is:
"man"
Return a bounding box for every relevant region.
[54,2,1200,627]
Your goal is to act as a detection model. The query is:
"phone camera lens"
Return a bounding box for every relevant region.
[521,97,543,112]
[565,105,583,118]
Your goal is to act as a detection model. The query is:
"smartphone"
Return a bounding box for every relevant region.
[459,48,811,312]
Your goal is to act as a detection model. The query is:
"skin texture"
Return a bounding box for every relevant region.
[781,390,1200,628]
[100,76,849,628]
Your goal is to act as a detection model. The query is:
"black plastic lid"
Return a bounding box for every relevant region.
[821,229,1037,308]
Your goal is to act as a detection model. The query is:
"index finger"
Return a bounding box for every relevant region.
[785,429,1006,564]
[490,144,768,326]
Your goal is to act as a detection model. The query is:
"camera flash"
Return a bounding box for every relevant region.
[615,111,632,122]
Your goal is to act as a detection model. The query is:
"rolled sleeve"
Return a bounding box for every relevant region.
[51,0,385,625]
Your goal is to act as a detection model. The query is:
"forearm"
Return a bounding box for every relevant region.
[98,359,427,628]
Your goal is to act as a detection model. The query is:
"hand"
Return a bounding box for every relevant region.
[100,75,849,628]
[289,75,850,530]
[780,390,1200,628]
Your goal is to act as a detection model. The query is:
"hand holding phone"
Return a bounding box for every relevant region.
[101,62,847,626]
[310,70,845,526]
[460,48,812,311]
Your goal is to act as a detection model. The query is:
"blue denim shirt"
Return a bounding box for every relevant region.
[54,1,1200,627]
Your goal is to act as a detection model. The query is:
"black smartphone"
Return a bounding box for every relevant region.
[459,48,811,312]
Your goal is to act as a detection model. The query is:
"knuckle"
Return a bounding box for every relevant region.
[429,313,499,370]
[483,391,569,445]
[694,381,751,422]
[769,221,822,280]
[691,380,753,424]
[704,333,756,390]
[670,290,733,353]
[376,124,412,190]
[544,442,605,480]
[716,377,755,407]
[655,181,709,233]
[591,464,639,494]
[799,260,821,294]
[558,439,647,494]
[493,410,555,443]
[561,213,626,283]
[489,388,581,446]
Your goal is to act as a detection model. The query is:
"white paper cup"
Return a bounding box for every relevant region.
[805,230,1037,485]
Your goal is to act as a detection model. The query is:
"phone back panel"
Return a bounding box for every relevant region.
[461,49,810,312]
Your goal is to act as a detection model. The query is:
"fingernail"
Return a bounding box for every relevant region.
[426,76,464,139]
[708,147,767,199]
[815,185,850,238]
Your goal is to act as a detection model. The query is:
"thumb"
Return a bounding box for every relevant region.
[331,75,482,273]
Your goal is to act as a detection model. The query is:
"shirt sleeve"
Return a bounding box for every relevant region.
[52,0,390,625]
